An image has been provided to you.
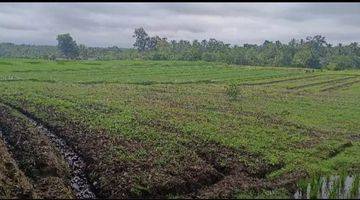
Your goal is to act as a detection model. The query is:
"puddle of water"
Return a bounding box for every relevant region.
[294,175,360,199]
[27,118,96,199]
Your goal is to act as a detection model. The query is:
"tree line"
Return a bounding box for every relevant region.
[55,34,131,60]
[1,29,360,70]
[132,28,360,70]
[0,43,59,59]
[0,34,130,61]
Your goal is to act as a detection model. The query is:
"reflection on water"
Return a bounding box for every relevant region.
[294,175,360,199]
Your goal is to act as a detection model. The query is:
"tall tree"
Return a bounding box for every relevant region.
[56,33,79,59]
[133,28,149,52]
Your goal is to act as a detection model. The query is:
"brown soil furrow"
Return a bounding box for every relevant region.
[1,101,152,199]
[287,77,355,90]
[320,79,360,92]
[187,141,286,198]
[0,133,37,199]
[25,117,96,199]
[191,171,262,199]
[145,166,223,198]
[0,103,96,199]
[0,105,75,199]
[138,119,287,198]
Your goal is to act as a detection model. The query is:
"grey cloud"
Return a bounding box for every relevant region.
[0,3,359,47]
[0,23,38,31]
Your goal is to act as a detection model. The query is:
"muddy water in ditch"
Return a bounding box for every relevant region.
[294,175,360,199]
[26,118,96,199]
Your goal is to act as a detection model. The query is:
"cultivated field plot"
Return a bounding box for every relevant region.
[0,59,359,198]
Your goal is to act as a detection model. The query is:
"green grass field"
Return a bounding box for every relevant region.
[0,58,359,198]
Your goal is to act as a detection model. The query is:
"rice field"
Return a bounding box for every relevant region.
[0,58,359,198]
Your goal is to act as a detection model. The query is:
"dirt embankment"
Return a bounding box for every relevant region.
[0,139,36,199]
[0,104,75,199]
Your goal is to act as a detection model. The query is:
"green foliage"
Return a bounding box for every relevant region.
[0,42,130,61]
[310,176,320,199]
[133,27,149,52]
[2,29,360,70]
[0,43,59,59]
[128,29,360,70]
[56,33,79,59]
[293,49,320,68]
[225,83,239,100]
[326,55,360,70]
[351,175,359,198]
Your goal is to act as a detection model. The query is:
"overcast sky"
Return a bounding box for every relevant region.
[0,3,359,48]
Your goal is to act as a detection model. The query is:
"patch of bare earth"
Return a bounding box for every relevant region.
[138,119,301,198]
[0,104,75,199]
[0,140,36,199]
[178,141,287,199]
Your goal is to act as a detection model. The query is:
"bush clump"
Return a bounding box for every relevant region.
[226,83,239,101]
